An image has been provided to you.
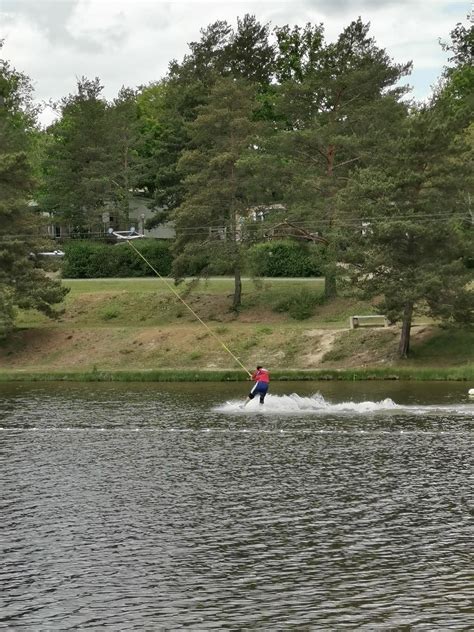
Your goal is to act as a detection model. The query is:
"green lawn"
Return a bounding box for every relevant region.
[63,276,325,295]
[7,276,472,376]
[16,276,432,331]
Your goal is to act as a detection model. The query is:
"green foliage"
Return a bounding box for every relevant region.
[0,285,16,337]
[274,23,325,83]
[440,21,473,67]
[136,79,196,216]
[39,78,113,230]
[272,287,324,320]
[40,79,142,232]
[62,240,173,278]
[143,15,277,227]
[173,76,263,308]
[101,306,120,321]
[0,366,472,382]
[170,241,237,277]
[246,240,323,277]
[2,16,472,348]
[0,45,68,334]
[262,19,412,299]
[337,100,473,357]
[108,87,143,220]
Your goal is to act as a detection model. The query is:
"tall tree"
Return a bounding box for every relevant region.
[39,77,114,233]
[137,78,204,222]
[145,15,275,227]
[438,21,473,126]
[337,103,473,357]
[173,77,261,309]
[437,21,474,241]
[269,19,412,298]
[227,14,275,84]
[108,86,142,225]
[0,44,67,334]
[274,22,325,82]
[178,14,274,84]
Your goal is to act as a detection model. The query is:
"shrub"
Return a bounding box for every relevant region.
[101,307,120,321]
[256,325,273,335]
[272,288,324,320]
[172,242,236,277]
[0,286,15,338]
[62,239,173,278]
[245,240,323,278]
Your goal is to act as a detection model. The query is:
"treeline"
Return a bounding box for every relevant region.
[1,16,473,356]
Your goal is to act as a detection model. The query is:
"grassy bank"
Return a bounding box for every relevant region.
[0,366,472,383]
[1,278,472,379]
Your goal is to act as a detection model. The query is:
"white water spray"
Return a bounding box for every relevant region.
[214,393,474,416]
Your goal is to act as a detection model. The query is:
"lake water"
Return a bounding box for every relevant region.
[1,381,473,630]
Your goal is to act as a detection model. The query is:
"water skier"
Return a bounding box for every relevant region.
[247,365,270,405]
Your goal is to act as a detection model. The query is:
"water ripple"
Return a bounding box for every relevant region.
[0,382,473,629]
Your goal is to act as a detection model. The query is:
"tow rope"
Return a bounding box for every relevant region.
[121,235,252,377]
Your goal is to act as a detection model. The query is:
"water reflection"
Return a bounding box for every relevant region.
[1,382,473,629]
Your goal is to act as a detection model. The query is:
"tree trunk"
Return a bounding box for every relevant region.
[324,255,337,299]
[327,144,335,177]
[324,269,337,299]
[233,265,242,310]
[398,302,413,358]
[325,145,337,299]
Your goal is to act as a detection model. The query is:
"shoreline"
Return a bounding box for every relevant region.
[0,367,472,382]
[3,279,472,378]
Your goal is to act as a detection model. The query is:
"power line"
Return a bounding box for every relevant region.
[0,213,470,242]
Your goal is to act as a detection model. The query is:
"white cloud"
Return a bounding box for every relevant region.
[1,0,468,126]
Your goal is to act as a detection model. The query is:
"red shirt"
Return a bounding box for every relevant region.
[252,368,270,383]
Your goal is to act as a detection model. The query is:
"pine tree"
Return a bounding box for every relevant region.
[173,77,261,309]
[269,19,412,298]
[39,77,114,233]
[0,46,67,335]
[337,101,473,358]
[108,86,142,226]
[144,15,275,227]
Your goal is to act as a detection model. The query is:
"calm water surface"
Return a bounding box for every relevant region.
[1,381,473,630]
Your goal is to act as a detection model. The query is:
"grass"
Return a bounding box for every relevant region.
[323,329,399,364]
[0,366,472,382]
[408,328,474,365]
[323,327,474,369]
[16,277,327,329]
[2,277,472,379]
[63,276,325,296]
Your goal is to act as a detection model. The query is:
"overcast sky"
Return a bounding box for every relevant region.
[1,0,471,125]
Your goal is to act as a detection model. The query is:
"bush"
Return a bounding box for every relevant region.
[172,241,237,278]
[101,307,120,321]
[0,286,15,338]
[272,288,324,320]
[245,240,323,277]
[62,240,173,278]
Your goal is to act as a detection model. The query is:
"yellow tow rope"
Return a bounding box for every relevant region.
[125,239,252,377]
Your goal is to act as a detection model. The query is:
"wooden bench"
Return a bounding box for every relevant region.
[349,315,389,329]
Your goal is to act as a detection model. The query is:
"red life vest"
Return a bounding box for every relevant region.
[252,368,270,383]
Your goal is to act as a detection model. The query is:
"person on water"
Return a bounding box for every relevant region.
[248,365,270,405]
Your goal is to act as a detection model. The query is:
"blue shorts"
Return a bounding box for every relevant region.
[249,381,269,402]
